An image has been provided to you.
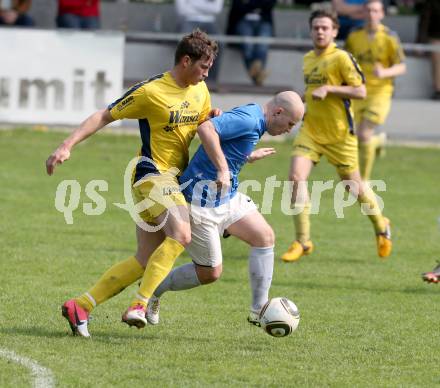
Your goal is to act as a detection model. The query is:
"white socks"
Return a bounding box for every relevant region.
[153,246,274,314]
[248,246,274,312]
[154,262,201,297]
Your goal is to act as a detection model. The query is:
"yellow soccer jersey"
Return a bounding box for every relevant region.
[302,43,365,144]
[109,72,211,182]
[345,24,405,94]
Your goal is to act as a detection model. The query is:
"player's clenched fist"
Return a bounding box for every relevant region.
[215,169,231,192]
[311,85,328,100]
[208,108,222,118]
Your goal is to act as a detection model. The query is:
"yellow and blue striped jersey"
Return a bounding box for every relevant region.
[345,24,405,94]
[109,72,211,182]
[302,43,365,144]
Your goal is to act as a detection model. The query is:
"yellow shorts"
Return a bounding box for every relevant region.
[353,92,392,126]
[132,174,187,223]
[292,129,359,175]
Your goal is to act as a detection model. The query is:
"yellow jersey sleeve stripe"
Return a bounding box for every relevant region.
[342,98,355,134]
[108,74,164,111]
[341,49,366,84]
[108,81,147,111]
[340,50,362,134]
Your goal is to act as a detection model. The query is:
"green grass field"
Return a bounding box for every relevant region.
[1,128,440,387]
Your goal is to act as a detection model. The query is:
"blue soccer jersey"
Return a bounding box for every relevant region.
[179,103,267,207]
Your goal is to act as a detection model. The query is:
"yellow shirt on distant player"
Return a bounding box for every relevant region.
[109,72,211,182]
[345,23,405,94]
[302,43,365,144]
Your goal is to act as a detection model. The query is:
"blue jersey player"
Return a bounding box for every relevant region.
[145,91,304,325]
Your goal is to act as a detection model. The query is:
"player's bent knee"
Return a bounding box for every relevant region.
[205,266,222,284]
[196,264,222,284]
[358,132,371,143]
[169,225,192,247]
[357,124,375,142]
[254,227,275,247]
[266,227,275,246]
[174,232,191,247]
[134,252,148,268]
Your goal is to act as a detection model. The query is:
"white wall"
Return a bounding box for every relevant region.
[0,29,124,125]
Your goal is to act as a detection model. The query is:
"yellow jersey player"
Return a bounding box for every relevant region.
[345,0,406,181]
[281,9,392,263]
[46,30,220,337]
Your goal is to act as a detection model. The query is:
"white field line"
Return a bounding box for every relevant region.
[0,348,55,388]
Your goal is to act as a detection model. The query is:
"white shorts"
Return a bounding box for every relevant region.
[186,192,258,267]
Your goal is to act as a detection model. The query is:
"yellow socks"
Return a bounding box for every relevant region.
[293,201,311,244]
[359,140,376,181]
[75,256,144,313]
[74,239,185,313]
[75,294,95,313]
[358,191,386,234]
[132,237,184,307]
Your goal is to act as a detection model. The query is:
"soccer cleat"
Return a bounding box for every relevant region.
[121,303,148,329]
[376,217,392,258]
[146,296,160,325]
[61,299,90,338]
[422,262,440,284]
[247,310,261,327]
[281,240,314,262]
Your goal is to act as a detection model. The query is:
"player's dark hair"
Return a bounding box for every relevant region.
[174,29,218,65]
[309,9,340,29]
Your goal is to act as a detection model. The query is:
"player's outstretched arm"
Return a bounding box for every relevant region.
[197,120,230,190]
[374,63,407,79]
[247,148,276,163]
[45,108,115,176]
[312,84,366,100]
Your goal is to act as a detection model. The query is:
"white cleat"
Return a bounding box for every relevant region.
[146,296,160,325]
[122,304,148,329]
[247,310,261,327]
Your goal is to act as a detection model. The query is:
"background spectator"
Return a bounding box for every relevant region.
[56,0,100,30]
[175,0,224,86]
[0,0,34,27]
[416,0,440,100]
[332,0,366,39]
[226,0,276,86]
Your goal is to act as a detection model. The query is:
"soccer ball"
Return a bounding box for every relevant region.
[259,297,300,337]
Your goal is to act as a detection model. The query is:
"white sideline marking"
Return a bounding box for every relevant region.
[0,348,55,388]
